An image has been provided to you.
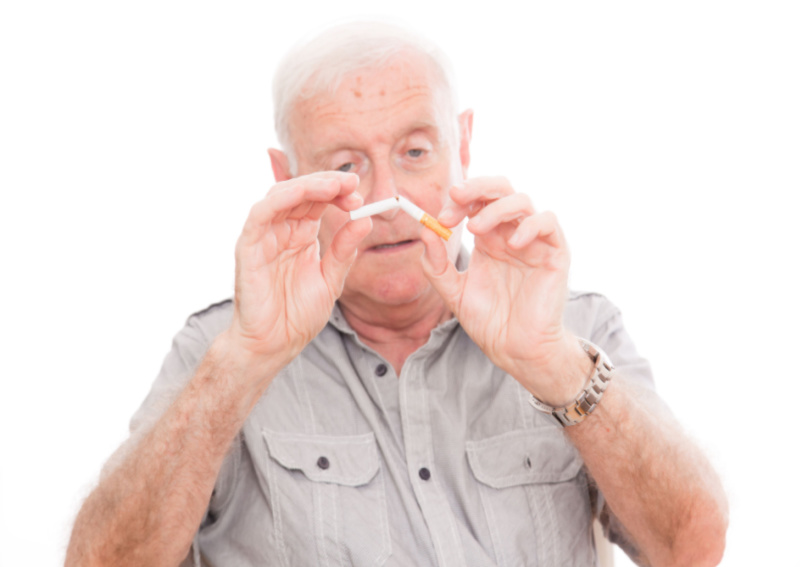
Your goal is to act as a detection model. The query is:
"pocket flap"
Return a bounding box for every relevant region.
[466,428,582,488]
[263,430,380,486]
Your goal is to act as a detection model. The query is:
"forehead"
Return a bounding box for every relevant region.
[289,56,447,158]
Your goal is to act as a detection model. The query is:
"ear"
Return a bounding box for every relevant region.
[457,109,474,178]
[268,148,292,182]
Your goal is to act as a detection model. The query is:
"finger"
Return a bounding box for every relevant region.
[331,190,364,212]
[275,173,361,218]
[450,176,515,205]
[241,174,359,244]
[320,217,373,297]
[439,176,516,226]
[467,193,536,235]
[437,199,482,228]
[419,228,464,315]
[271,170,361,190]
[508,211,563,250]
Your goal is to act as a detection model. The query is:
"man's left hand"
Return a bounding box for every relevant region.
[421,176,590,406]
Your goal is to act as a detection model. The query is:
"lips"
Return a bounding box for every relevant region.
[367,239,417,252]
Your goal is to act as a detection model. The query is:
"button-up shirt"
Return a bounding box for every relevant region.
[131,289,653,567]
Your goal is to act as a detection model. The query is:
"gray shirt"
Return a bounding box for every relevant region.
[131,291,653,567]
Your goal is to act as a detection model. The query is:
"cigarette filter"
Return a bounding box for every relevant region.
[397,196,452,240]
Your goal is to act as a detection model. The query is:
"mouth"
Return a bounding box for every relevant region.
[367,239,417,252]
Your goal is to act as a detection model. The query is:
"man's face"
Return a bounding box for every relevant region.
[287,55,470,312]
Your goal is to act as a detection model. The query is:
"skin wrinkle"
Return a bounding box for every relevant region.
[284,56,465,337]
[283,50,456,176]
[287,62,465,372]
[305,87,431,122]
[310,122,442,169]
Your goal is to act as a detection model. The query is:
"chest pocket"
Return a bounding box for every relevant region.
[466,428,595,567]
[263,430,392,567]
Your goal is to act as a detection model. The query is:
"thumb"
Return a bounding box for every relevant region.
[321,217,372,298]
[420,228,464,316]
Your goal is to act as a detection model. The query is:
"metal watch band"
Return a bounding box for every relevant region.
[528,338,615,427]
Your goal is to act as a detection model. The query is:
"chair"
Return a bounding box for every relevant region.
[595,519,615,567]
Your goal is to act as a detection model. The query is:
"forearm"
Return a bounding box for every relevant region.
[567,377,728,567]
[65,332,282,567]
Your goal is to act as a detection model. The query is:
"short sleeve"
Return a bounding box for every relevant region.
[128,312,216,436]
[564,291,654,391]
[101,300,237,528]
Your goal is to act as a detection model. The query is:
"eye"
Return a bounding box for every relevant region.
[408,149,424,158]
[336,163,354,173]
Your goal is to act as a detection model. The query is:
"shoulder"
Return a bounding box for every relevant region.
[127,298,234,435]
[184,298,234,342]
[564,290,621,338]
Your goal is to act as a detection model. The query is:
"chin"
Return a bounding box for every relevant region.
[345,270,431,308]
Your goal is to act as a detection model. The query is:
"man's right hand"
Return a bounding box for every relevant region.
[64,173,370,567]
[224,171,371,380]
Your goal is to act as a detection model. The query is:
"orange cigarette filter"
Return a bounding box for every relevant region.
[420,213,452,240]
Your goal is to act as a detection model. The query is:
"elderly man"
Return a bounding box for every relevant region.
[66,22,727,567]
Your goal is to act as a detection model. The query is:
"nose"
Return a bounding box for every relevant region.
[366,161,400,220]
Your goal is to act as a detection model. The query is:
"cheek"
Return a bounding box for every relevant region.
[418,180,446,213]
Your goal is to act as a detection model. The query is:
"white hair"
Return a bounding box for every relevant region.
[272,21,460,175]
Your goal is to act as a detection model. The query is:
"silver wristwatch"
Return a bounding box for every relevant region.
[528,338,615,427]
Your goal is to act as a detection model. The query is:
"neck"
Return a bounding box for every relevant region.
[339,293,452,375]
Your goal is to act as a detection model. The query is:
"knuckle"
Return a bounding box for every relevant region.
[514,192,533,208]
[493,176,513,194]
[248,201,262,218]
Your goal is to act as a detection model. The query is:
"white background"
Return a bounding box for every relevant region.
[1,1,798,565]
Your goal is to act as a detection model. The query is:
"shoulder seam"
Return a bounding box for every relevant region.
[568,290,607,302]
[187,298,233,322]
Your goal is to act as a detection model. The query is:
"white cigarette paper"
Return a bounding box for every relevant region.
[349,195,452,240]
[349,197,400,220]
[397,196,425,221]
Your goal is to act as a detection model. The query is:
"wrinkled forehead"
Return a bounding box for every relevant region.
[313,58,437,113]
[288,54,457,151]
[301,49,445,104]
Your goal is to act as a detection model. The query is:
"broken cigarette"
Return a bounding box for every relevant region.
[397,196,452,241]
[348,195,452,240]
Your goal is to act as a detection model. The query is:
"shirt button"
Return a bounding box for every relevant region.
[418,467,431,481]
[375,363,388,377]
[317,456,330,470]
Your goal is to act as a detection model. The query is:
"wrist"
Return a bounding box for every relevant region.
[518,334,593,407]
[211,330,289,397]
[528,338,615,427]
